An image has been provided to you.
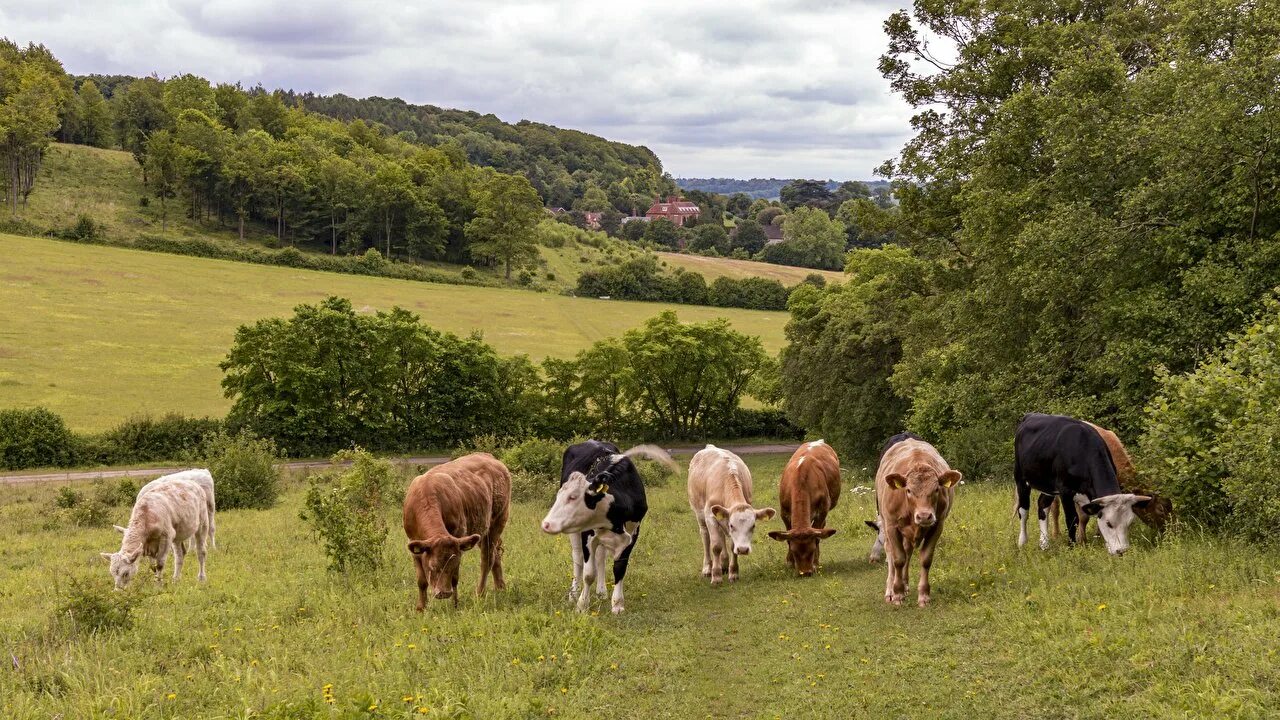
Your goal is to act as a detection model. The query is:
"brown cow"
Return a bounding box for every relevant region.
[1050,422,1172,542]
[768,440,840,577]
[876,437,960,606]
[402,453,511,610]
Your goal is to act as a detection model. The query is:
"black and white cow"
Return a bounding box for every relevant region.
[866,432,924,563]
[1015,413,1152,556]
[540,441,674,614]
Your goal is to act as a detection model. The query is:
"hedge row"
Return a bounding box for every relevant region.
[576,256,825,311]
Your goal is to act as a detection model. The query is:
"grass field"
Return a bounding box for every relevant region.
[1,452,1276,719]
[0,233,789,431]
[654,252,844,285]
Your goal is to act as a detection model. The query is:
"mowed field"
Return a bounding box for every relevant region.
[655,252,844,285]
[0,234,788,431]
[1,453,1278,718]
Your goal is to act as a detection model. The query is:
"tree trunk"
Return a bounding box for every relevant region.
[505,258,512,280]
[331,211,337,254]
[384,210,392,259]
[238,213,245,240]
[160,194,167,232]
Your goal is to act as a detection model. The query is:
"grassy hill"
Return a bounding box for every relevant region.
[0,233,789,431]
[655,252,843,284]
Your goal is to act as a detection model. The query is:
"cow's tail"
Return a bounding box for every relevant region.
[622,444,680,474]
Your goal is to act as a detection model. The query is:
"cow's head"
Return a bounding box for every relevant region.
[1080,493,1152,556]
[541,471,611,535]
[768,526,837,576]
[100,549,142,590]
[711,504,775,555]
[884,467,962,528]
[407,534,482,599]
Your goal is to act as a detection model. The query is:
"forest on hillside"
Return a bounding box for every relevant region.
[678,177,891,200]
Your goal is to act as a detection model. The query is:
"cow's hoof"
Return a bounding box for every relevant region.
[710,576,722,586]
[700,568,711,577]
[595,587,608,598]
[1039,539,1050,550]
[918,595,931,607]
[611,604,624,615]
[727,573,738,583]
[887,594,903,606]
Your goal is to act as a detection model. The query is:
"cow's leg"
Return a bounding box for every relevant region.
[728,543,739,583]
[172,537,186,581]
[476,538,493,597]
[568,532,585,601]
[883,525,907,605]
[490,535,506,591]
[610,526,640,614]
[154,536,171,581]
[1063,497,1081,547]
[414,554,429,612]
[696,514,712,577]
[708,521,727,585]
[1074,500,1090,543]
[868,517,886,564]
[577,534,600,612]
[1036,493,1056,550]
[593,543,608,597]
[916,522,945,607]
[1015,457,1031,548]
[1049,496,1061,538]
[194,527,208,582]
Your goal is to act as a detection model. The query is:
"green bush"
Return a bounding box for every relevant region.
[300,449,399,573]
[92,413,222,465]
[54,486,83,509]
[633,457,677,488]
[508,469,554,504]
[499,437,563,482]
[0,407,79,470]
[58,577,140,634]
[203,432,281,510]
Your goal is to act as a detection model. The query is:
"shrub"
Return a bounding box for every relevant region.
[460,267,478,280]
[0,407,79,470]
[509,469,555,504]
[710,408,805,441]
[203,432,281,510]
[300,449,399,573]
[57,577,140,634]
[516,269,534,285]
[92,413,222,465]
[54,486,83,509]
[62,215,103,242]
[499,437,563,482]
[633,457,677,488]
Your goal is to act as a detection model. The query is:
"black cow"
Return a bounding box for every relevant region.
[866,432,926,563]
[1015,413,1152,555]
[541,441,673,614]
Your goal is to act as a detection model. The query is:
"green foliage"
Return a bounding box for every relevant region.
[203,431,280,510]
[731,220,768,255]
[709,276,790,311]
[758,207,846,270]
[498,437,563,483]
[1140,300,1280,539]
[0,406,78,470]
[575,255,795,311]
[465,171,545,278]
[0,40,71,215]
[91,413,222,465]
[300,449,399,574]
[56,576,139,635]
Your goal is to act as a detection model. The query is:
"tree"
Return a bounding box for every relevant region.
[689,222,729,254]
[162,74,217,119]
[0,44,68,215]
[597,208,623,236]
[465,171,543,279]
[113,76,168,182]
[144,130,180,230]
[311,151,360,254]
[77,79,112,147]
[222,130,271,239]
[642,217,681,249]
[732,220,767,255]
[779,179,833,210]
[761,206,846,269]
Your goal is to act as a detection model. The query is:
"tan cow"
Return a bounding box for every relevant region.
[876,437,960,606]
[1050,422,1172,541]
[403,453,511,610]
[768,440,841,577]
[687,445,775,584]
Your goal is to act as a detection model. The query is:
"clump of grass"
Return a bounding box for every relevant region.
[56,577,140,635]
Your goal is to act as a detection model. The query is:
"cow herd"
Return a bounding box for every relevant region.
[98,412,1171,614]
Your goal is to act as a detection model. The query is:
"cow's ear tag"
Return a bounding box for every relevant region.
[591,483,609,495]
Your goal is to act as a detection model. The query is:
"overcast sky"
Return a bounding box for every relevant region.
[0,0,916,180]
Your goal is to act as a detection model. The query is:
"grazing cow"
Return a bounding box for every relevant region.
[768,440,841,577]
[866,433,924,563]
[402,453,511,610]
[1050,422,1172,542]
[542,441,674,614]
[876,437,961,606]
[1015,413,1152,556]
[687,445,775,584]
[101,476,210,589]
[137,469,217,550]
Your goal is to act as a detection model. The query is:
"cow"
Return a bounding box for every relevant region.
[1049,422,1172,542]
[876,436,961,606]
[866,432,924,564]
[101,476,211,589]
[768,440,841,577]
[687,444,775,584]
[137,468,217,550]
[402,453,511,610]
[1015,413,1152,556]
[542,441,675,614]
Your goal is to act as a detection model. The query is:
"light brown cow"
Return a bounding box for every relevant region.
[687,445,775,584]
[876,437,960,606]
[768,440,840,577]
[402,453,511,610]
[1050,422,1172,541]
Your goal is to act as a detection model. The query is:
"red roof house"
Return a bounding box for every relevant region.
[645,195,701,227]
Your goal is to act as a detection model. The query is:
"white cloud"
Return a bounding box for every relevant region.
[0,0,916,179]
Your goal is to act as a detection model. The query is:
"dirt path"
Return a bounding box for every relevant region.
[0,443,803,486]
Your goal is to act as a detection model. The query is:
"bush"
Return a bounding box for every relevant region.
[710,408,805,441]
[91,413,222,465]
[54,486,83,509]
[499,437,563,482]
[509,469,555,504]
[633,457,677,488]
[61,215,103,242]
[300,449,399,573]
[57,577,140,634]
[203,432,281,510]
[0,407,79,470]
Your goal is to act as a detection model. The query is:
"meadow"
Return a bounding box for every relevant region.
[1,452,1277,719]
[0,234,788,431]
[653,252,843,285]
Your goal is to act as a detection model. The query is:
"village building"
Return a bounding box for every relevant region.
[645,195,701,226]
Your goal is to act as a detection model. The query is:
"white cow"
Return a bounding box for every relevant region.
[137,469,216,549]
[687,445,775,584]
[102,476,210,589]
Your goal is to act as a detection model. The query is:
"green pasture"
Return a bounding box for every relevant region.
[1,453,1277,718]
[0,233,788,431]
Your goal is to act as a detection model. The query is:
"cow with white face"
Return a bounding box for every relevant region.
[1015,413,1152,556]
[543,441,672,614]
[687,445,775,584]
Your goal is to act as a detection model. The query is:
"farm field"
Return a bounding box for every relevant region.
[1,452,1277,718]
[0,234,788,431]
[655,251,844,285]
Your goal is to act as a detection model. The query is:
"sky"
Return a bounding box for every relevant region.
[0,0,917,180]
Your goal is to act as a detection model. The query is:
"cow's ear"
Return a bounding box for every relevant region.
[113,525,127,534]
[885,473,907,490]
[816,528,837,539]
[939,470,962,488]
[568,471,587,484]
[407,540,431,555]
[458,534,482,551]
[1081,501,1103,516]
[755,507,776,521]
[710,504,728,520]
[1132,495,1153,509]
[768,530,791,541]
[99,552,114,562]
[864,520,880,531]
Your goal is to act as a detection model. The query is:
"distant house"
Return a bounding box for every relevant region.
[620,215,650,224]
[583,212,603,230]
[763,223,784,246]
[645,195,701,226]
